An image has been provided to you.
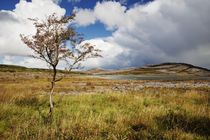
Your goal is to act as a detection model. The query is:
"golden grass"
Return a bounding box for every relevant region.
[0,72,209,139]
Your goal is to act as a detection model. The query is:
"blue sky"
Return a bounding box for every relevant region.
[0,0,153,11]
[0,0,210,69]
[0,0,153,40]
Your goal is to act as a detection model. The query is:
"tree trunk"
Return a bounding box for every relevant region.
[49,82,54,114]
[48,66,57,117]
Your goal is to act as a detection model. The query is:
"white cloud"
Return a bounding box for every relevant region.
[94,1,126,30]
[16,57,48,68]
[1,55,48,68]
[74,0,210,69]
[103,0,128,5]
[119,0,127,5]
[1,0,210,69]
[0,0,65,67]
[1,55,68,69]
[2,56,15,65]
[13,0,65,20]
[73,8,96,26]
[52,0,62,4]
[74,1,126,30]
[82,38,124,69]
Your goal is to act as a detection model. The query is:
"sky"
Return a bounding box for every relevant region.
[0,0,210,69]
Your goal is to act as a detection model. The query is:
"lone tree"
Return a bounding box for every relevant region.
[20,13,101,116]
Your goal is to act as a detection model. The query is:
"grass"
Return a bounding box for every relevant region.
[0,72,210,139]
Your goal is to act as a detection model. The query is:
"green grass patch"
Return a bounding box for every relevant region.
[0,79,210,139]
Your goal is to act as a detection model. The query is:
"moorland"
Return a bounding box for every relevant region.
[0,63,210,140]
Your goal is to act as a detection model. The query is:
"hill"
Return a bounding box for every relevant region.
[1,63,210,76]
[85,68,110,74]
[87,63,210,76]
[0,64,28,72]
[0,64,84,74]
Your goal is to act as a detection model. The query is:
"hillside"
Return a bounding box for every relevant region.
[0,64,85,74]
[0,64,28,72]
[85,68,110,74]
[1,63,210,76]
[87,63,210,76]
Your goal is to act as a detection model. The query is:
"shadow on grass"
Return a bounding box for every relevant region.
[15,97,40,107]
[128,129,164,140]
[131,123,147,132]
[156,110,210,137]
[126,118,165,140]
[14,96,54,124]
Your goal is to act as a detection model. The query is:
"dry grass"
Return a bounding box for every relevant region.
[0,72,209,139]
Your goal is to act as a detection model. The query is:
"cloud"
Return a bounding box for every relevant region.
[74,1,126,30]
[0,0,65,67]
[2,56,15,65]
[1,0,210,69]
[73,8,96,26]
[74,0,210,69]
[1,55,68,69]
[119,0,127,5]
[82,38,124,69]
[94,1,126,30]
[102,0,128,5]
[1,55,48,68]
[52,0,62,4]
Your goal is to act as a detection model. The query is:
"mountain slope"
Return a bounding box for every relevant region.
[0,64,28,72]
[85,68,109,74]
[1,63,210,76]
[0,64,84,74]
[87,63,210,76]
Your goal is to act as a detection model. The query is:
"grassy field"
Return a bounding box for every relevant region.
[0,72,210,140]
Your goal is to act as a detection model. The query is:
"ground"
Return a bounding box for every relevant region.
[0,72,210,140]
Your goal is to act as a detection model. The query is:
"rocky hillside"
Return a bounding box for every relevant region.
[1,63,210,76]
[86,63,210,76]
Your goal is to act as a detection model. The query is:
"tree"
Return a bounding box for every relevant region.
[20,13,101,116]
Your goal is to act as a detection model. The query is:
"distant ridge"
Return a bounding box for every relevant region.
[0,64,27,72]
[146,62,210,72]
[1,63,210,76]
[0,64,27,69]
[0,64,84,74]
[86,63,210,76]
[85,68,109,74]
